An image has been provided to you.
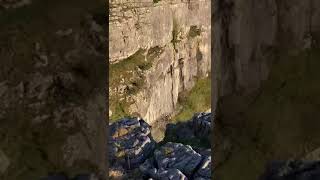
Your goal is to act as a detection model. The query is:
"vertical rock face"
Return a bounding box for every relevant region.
[213,0,320,105]
[213,1,320,179]
[109,0,211,124]
[213,0,276,102]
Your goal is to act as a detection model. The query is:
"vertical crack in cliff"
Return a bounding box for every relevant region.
[169,64,175,110]
[178,58,185,91]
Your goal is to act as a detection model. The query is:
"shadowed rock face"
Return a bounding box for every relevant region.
[213,0,320,102]
[164,112,212,148]
[0,0,32,9]
[0,1,107,179]
[259,160,320,180]
[213,0,320,179]
[40,173,99,180]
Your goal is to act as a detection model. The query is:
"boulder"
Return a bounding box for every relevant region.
[164,113,212,148]
[140,142,211,179]
[109,117,156,169]
[157,168,188,180]
[154,142,202,176]
[193,155,212,180]
[192,112,212,139]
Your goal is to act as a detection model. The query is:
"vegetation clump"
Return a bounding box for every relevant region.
[172,75,211,122]
[109,47,163,122]
[188,25,202,39]
[153,0,161,4]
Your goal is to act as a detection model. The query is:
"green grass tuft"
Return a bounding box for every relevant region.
[109,47,163,122]
[172,75,211,122]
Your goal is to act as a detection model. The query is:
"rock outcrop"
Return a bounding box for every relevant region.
[164,112,212,147]
[109,117,156,169]
[140,142,212,180]
[108,113,212,180]
[109,0,211,124]
[153,142,203,177]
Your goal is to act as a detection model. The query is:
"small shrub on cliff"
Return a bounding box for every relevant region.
[188,25,202,39]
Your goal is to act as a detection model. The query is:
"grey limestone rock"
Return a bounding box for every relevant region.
[157,168,188,180]
[154,142,202,176]
[193,155,212,180]
[140,142,211,179]
[192,112,212,139]
[109,117,156,169]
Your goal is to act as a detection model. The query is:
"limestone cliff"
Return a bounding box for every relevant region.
[109,0,211,124]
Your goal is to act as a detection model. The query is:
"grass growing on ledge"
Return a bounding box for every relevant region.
[172,75,211,122]
[109,49,146,122]
[109,47,163,122]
